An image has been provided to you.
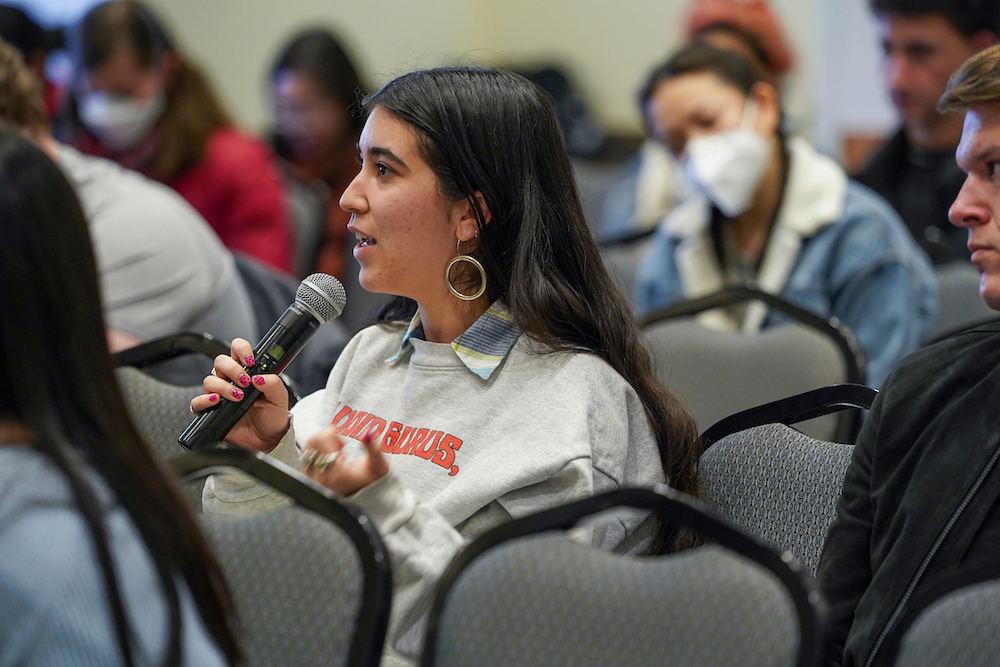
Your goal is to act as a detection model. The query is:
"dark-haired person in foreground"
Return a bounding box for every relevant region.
[193,65,702,666]
[0,127,239,665]
[819,43,1000,667]
[857,0,999,264]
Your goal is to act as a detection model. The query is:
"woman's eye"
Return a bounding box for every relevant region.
[989,161,1000,179]
[376,162,390,176]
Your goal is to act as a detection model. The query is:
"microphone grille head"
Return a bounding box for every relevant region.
[297,273,347,322]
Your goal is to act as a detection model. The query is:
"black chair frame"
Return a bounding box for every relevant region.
[112,331,230,368]
[113,331,301,408]
[597,226,657,248]
[419,485,826,667]
[173,447,392,667]
[700,384,878,448]
[638,285,867,386]
[873,565,1000,667]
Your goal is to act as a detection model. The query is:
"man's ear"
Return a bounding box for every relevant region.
[455,191,491,242]
[971,29,998,54]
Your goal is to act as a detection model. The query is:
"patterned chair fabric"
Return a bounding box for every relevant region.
[431,536,798,667]
[115,366,201,459]
[201,507,364,667]
[700,422,854,575]
[644,319,848,440]
[892,578,1000,667]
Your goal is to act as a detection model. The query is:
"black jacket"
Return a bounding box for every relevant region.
[817,321,1000,667]
[854,128,967,265]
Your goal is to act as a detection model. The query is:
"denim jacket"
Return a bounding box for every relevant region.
[634,138,937,387]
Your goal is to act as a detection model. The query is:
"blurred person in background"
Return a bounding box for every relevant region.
[0,37,257,371]
[820,44,1000,667]
[0,4,62,116]
[0,126,240,666]
[634,44,936,387]
[269,27,364,280]
[856,0,999,264]
[599,0,795,241]
[59,0,295,274]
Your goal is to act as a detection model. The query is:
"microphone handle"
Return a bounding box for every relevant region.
[178,303,319,451]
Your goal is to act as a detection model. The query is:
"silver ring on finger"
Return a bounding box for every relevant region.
[299,449,319,468]
[315,451,339,472]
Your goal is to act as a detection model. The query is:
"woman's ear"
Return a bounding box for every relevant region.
[749,81,781,136]
[160,50,180,88]
[454,191,491,242]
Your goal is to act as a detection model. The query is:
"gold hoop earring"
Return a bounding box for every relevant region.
[446,238,487,301]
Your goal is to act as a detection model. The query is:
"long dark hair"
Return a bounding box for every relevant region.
[62,0,230,182]
[368,67,700,551]
[0,128,240,665]
[269,27,364,160]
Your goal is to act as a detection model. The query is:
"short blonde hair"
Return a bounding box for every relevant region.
[0,38,49,135]
[940,43,1000,113]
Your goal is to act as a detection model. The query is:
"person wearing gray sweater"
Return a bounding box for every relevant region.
[193,66,701,666]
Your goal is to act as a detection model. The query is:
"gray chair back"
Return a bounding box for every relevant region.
[701,422,854,575]
[176,449,391,667]
[600,234,652,310]
[422,487,824,667]
[926,261,999,343]
[645,319,850,440]
[203,507,365,666]
[892,577,1000,667]
[115,365,201,459]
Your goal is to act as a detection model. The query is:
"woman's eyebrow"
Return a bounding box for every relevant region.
[359,144,408,169]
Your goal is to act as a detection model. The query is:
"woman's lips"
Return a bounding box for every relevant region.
[355,232,376,247]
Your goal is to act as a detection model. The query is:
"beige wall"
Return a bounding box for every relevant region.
[144,0,817,137]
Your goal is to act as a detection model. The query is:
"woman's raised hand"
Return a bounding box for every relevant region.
[190,337,290,454]
[299,426,390,497]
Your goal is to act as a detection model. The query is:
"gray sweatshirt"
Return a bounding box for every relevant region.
[205,307,665,664]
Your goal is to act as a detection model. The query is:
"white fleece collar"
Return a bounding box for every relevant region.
[661,137,848,333]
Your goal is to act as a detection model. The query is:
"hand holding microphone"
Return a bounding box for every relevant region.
[182,273,347,452]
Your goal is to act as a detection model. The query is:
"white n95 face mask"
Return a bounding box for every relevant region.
[680,99,771,218]
[78,91,166,153]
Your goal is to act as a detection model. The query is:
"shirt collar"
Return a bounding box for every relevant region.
[386,301,522,380]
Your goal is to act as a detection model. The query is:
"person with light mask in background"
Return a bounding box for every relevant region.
[599,0,795,242]
[634,44,936,387]
[58,0,295,274]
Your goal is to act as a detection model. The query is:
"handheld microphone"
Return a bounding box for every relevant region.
[178,273,347,451]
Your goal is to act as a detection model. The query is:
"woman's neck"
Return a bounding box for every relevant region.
[730,137,785,263]
[417,294,491,343]
[0,419,33,445]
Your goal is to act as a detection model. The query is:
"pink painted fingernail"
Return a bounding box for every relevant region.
[239,373,251,386]
[232,388,244,400]
[245,354,255,367]
[253,375,265,386]
[209,394,218,403]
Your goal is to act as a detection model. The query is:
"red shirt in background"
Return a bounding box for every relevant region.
[76,125,295,274]
[169,128,294,274]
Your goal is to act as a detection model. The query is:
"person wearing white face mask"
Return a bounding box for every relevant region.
[59,0,295,275]
[634,44,937,387]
